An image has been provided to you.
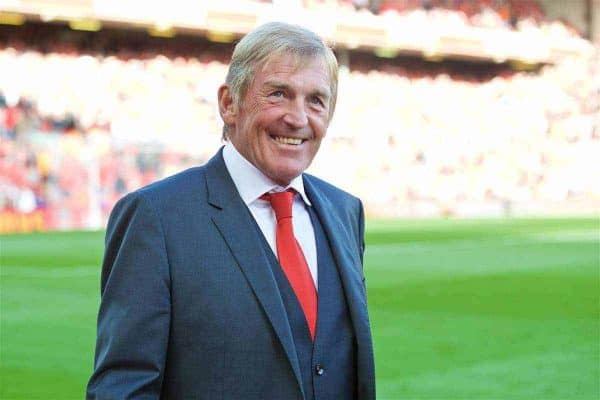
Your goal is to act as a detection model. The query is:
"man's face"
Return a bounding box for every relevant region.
[224,54,332,186]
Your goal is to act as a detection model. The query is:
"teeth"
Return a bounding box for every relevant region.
[274,136,302,145]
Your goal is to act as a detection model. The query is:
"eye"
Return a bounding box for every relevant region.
[269,90,284,98]
[310,96,325,107]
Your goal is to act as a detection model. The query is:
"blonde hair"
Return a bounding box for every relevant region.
[223,22,338,138]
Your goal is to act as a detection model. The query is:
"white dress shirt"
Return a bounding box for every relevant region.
[222,143,318,289]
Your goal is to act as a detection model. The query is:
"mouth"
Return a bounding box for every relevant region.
[271,135,306,146]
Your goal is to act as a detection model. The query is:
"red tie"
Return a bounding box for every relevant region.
[263,190,317,341]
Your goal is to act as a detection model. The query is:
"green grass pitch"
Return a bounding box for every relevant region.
[1,217,598,399]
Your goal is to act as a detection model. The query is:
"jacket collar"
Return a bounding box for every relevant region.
[204,148,305,398]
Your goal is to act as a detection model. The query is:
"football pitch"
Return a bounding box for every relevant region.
[1,217,598,399]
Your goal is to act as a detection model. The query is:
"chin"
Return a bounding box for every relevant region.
[267,161,307,182]
[272,174,297,186]
[269,169,302,186]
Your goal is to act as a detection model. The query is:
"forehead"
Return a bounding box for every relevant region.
[255,53,331,90]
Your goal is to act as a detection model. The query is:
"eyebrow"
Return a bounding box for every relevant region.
[264,80,331,101]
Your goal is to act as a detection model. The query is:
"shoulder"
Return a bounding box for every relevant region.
[303,172,364,228]
[107,166,205,221]
[124,149,227,208]
[107,166,211,234]
[303,173,362,210]
[121,166,207,206]
[303,172,366,261]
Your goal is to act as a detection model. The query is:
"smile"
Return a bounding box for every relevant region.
[272,136,305,145]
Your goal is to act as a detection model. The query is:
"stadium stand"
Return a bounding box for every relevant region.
[0,0,598,231]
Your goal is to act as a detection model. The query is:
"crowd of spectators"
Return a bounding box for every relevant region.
[291,0,581,37]
[315,51,599,216]
[1,17,598,230]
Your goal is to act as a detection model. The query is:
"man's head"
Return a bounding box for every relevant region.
[218,22,338,186]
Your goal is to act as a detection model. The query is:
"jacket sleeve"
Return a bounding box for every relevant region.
[87,191,171,399]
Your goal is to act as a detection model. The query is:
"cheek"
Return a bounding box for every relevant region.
[310,118,328,139]
[255,111,285,134]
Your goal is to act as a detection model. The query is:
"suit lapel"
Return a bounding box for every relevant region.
[203,149,305,398]
[303,175,376,398]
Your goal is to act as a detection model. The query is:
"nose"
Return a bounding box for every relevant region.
[283,99,308,129]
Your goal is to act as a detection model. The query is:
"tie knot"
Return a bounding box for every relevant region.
[263,190,295,222]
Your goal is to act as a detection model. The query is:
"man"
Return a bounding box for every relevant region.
[87,22,375,399]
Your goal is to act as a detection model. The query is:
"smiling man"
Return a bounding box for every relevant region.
[87,22,375,400]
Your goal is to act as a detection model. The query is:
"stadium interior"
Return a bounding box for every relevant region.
[1,2,599,400]
[1,0,598,232]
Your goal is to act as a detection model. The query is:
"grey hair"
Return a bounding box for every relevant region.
[222,22,338,139]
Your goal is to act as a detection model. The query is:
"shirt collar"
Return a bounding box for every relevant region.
[222,142,312,206]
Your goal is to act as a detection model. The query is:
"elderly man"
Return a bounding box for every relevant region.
[87,22,375,399]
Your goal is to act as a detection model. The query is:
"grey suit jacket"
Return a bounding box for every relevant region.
[87,149,375,399]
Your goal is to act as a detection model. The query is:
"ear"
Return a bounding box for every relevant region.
[218,84,237,126]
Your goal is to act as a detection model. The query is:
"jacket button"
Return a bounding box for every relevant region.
[315,364,325,376]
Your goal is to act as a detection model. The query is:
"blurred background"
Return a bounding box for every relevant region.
[0,1,598,399]
[1,0,598,230]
